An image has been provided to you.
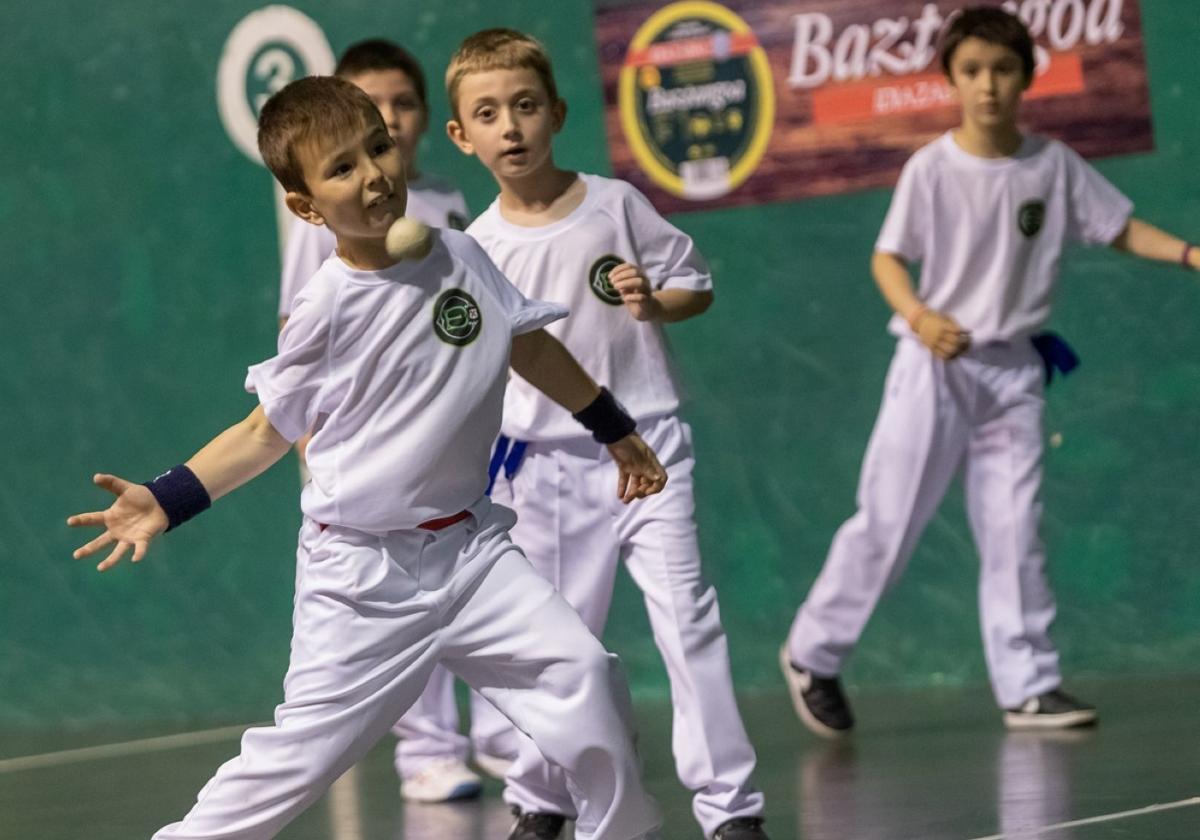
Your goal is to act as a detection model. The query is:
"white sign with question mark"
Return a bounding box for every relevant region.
[217,6,334,259]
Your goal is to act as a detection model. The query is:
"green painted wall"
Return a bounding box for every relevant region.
[2,1,1197,729]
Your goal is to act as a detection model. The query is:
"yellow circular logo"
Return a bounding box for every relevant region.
[618,1,775,201]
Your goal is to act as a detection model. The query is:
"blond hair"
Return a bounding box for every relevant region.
[446,28,559,119]
[257,76,384,193]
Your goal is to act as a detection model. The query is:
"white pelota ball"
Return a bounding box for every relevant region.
[385,216,433,261]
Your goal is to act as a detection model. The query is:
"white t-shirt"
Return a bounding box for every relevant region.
[247,229,566,533]
[468,173,712,441]
[877,132,1133,344]
[278,172,470,318]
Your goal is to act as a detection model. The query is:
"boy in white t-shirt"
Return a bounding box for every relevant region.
[446,29,767,840]
[68,76,667,840]
[782,6,1200,738]
[275,37,512,806]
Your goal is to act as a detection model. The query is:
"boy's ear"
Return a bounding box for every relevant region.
[446,119,475,156]
[285,191,325,226]
[552,99,568,133]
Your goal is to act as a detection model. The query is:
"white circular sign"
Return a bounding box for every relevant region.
[216,6,335,165]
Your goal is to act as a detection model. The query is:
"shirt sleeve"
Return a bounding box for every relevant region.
[246,286,334,443]
[279,219,336,318]
[623,185,713,293]
[1062,145,1134,246]
[875,155,928,262]
[457,233,568,336]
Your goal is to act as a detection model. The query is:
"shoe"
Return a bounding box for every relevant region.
[714,816,770,839]
[473,749,515,780]
[400,757,483,803]
[507,808,567,840]
[779,644,854,738]
[1004,689,1097,730]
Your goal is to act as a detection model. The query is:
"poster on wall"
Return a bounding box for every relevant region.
[594,0,1153,214]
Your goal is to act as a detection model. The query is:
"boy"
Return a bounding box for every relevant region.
[276,37,510,806]
[446,29,768,840]
[781,6,1199,738]
[68,76,666,840]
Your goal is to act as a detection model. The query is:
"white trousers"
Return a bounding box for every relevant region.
[501,415,764,837]
[154,498,660,840]
[788,339,1062,708]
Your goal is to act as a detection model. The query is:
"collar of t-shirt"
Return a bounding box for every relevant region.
[481,173,607,242]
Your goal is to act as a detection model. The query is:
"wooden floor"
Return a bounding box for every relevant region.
[2,675,1198,839]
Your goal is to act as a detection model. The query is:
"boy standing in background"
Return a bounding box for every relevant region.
[782,6,1199,739]
[447,28,769,840]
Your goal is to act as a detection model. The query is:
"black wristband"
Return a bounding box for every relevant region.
[143,465,212,531]
[572,387,637,444]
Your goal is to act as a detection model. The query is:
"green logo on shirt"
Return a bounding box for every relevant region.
[1018,200,1046,238]
[589,254,625,305]
[433,288,482,346]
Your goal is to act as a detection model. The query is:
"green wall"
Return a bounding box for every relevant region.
[2,1,1198,729]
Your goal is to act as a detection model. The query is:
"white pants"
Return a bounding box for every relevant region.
[501,415,764,837]
[390,665,515,775]
[787,339,1062,708]
[154,498,660,840]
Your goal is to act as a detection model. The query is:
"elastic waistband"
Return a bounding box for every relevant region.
[318,509,471,533]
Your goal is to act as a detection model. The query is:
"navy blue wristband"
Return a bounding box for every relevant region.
[143,465,212,531]
[572,388,637,444]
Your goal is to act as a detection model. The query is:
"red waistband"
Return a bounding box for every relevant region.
[417,509,472,531]
[317,509,471,533]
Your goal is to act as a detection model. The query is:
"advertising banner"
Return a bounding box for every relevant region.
[595,0,1152,213]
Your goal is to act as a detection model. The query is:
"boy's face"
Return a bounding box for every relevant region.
[947,37,1029,130]
[346,69,428,172]
[447,67,565,179]
[286,119,407,242]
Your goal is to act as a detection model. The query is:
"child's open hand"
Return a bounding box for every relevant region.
[68,473,168,571]
[608,263,660,322]
[913,309,971,360]
[606,433,668,503]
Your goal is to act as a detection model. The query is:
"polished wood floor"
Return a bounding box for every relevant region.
[3,676,1198,839]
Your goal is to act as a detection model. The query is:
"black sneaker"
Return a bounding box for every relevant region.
[1004,689,1097,730]
[779,644,854,738]
[507,807,567,840]
[713,816,770,839]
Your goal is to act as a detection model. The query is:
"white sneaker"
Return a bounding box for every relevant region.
[473,750,516,780]
[400,757,483,803]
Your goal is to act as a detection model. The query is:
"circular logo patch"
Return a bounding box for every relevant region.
[1018,199,1046,238]
[433,289,482,346]
[618,1,775,201]
[589,255,625,305]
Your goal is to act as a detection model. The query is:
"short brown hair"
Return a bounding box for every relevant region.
[940,6,1036,81]
[336,38,428,112]
[446,28,559,119]
[257,76,384,193]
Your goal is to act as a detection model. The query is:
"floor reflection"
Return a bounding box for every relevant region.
[794,728,1096,839]
[391,797,521,840]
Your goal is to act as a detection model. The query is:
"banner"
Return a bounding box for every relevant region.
[594,0,1153,214]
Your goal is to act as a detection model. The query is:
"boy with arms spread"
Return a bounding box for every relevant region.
[69,76,666,840]
[782,6,1199,738]
[447,29,768,840]
[277,37,512,806]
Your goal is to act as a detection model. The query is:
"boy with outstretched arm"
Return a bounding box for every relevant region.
[69,76,664,840]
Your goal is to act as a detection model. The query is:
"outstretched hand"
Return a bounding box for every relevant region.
[606,433,668,503]
[67,473,168,571]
